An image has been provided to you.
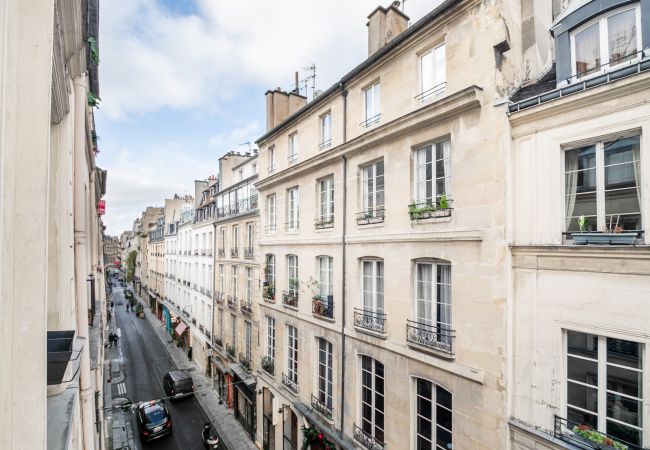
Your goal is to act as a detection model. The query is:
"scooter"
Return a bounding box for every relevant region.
[202,422,220,449]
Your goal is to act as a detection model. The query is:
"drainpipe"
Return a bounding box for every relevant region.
[211,221,217,379]
[339,83,348,437]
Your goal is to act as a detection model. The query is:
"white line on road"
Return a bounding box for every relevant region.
[116,328,121,337]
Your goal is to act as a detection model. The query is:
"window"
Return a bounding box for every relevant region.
[362,260,384,313]
[252,163,257,174]
[288,133,298,165]
[317,338,334,411]
[267,316,276,359]
[232,266,238,297]
[239,169,244,181]
[218,308,224,338]
[265,254,276,284]
[363,82,381,127]
[564,135,641,232]
[319,176,334,222]
[287,255,298,296]
[267,194,277,232]
[318,256,333,299]
[571,6,641,78]
[287,187,299,230]
[414,379,452,450]
[419,44,446,100]
[232,225,239,250]
[268,146,276,174]
[320,113,332,149]
[360,355,385,444]
[362,161,384,217]
[566,330,643,447]
[414,261,452,349]
[219,265,225,291]
[244,321,252,361]
[245,267,253,306]
[287,325,298,384]
[220,228,226,252]
[231,314,237,349]
[414,140,451,206]
[246,222,254,254]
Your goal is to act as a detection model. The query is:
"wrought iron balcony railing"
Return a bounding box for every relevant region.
[244,247,254,258]
[261,356,274,375]
[359,113,381,128]
[312,296,334,319]
[353,308,386,334]
[240,301,253,316]
[287,153,298,165]
[215,195,258,220]
[230,247,239,258]
[314,215,334,229]
[282,372,298,394]
[356,208,385,225]
[318,139,332,150]
[215,291,224,303]
[553,415,641,450]
[226,343,236,359]
[414,81,447,102]
[267,163,276,174]
[218,248,225,257]
[311,394,333,420]
[408,197,453,221]
[282,290,299,308]
[353,423,385,450]
[262,285,276,302]
[227,296,238,310]
[238,352,251,372]
[406,320,454,357]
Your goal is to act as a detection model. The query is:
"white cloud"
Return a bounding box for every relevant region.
[209,121,262,151]
[100,0,440,119]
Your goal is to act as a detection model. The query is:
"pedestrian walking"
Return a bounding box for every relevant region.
[188,346,193,361]
[107,309,112,322]
[108,332,114,347]
[126,303,130,312]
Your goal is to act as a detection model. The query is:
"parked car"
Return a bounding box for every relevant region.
[135,400,172,443]
[163,370,194,400]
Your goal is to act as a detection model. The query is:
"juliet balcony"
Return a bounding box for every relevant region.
[282,372,298,394]
[353,308,386,335]
[406,320,455,357]
[312,295,334,320]
[282,290,299,309]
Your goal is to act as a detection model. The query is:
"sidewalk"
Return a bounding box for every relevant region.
[130,285,257,450]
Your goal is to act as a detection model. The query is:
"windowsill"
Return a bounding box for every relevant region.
[285,229,300,235]
[282,304,299,312]
[356,221,384,229]
[353,325,387,340]
[410,215,452,225]
[312,314,335,323]
[314,225,334,232]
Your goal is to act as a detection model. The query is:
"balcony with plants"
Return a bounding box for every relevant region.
[226,343,236,360]
[553,415,636,450]
[261,356,274,376]
[312,295,334,320]
[282,372,298,394]
[282,279,300,309]
[314,215,334,230]
[311,394,333,421]
[227,295,238,310]
[262,282,276,302]
[408,194,452,221]
[356,207,385,225]
[238,352,251,372]
[240,300,253,316]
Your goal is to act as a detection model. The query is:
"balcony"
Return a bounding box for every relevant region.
[282,290,299,309]
[408,198,453,221]
[230,247,239,258]
[238,352,251,372]
[282,372,298,394]
[359,113,381,128]
[206,249,213,257]
[284,220,300,232]
[226,343,236,359]
[214,336,223,348]
[312,296,334,320]
[218,248,225,257]
[201,249,206,256]
[227,295,238,310]
[47,331,77,386]
[318,139,332,150]
[262,284,275,302]
[267,163,276,174]
[314,215,334,230]
[215,291,224,303]
[261,356,274,375]
[406,320,454,357]
[244,247,254,259]
[356,208,385,225]
[240,301,253,316]
[216,195,258,220]
[353,423,385,450]
[287,153,298,165]
[415,81,447,102]
[311,394,333,421]
[353,308,386,334]
[194,249,199,255]
[553,415,639,450]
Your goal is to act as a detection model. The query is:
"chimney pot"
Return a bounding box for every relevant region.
[367,3,409,56]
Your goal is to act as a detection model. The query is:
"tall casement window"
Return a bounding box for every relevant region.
[220,228,226,252]
[287,255,299,296]
[232,266,238,297]
[266,316,276,360]
[414,140,451,207]
[414,378,452,450]
[246,222,254,255]
[317,338,334,414]
[267,194,277,232]
[244,321,252,361]
[361,160,385,218]
[318,256,333,300]
[564,135,641,233]
[219,265,225,292]
[566,330,643,447]
[571,5,641,78]
[362,259,384,313]
[218,308,224,338]
[419,43,446,100]
[287,187,299,231]
[268,146,276,174]
[363,81,381,127]
[320,112,332,149]
[232,225,239,252]
[319,176,334,223]
[357,355,385,445]
[230,314,237,348]
[245,267,253,306]
[287,325,299,385]
[288,132,298,165]
[412,261,452,351]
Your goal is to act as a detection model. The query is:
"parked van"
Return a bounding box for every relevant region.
[163,371,194,400]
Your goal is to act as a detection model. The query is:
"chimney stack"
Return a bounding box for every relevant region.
[367,2,409,56]
[265,86,307,131]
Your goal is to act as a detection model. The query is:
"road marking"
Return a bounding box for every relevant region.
[117,383,127,395]
[116,328,121,338]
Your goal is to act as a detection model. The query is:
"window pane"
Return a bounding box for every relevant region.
[608,9,637,64]
[421,51,434,93]
[568,381,598,413]
[567,330,599,359]
[607,420,642,447]
[607,338,642,369]
[568,406,598,428]
[436,427,452,450]
[575,22,601,75]
[436,386,452,409]
[437,404,452,431]
[434,44,445,86]
[568,355,598,386]
[606,392,641,427]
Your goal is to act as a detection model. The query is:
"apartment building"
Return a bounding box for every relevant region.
[211,151,261,441]
[507,1,650,449]
[170,204,196,352]
[136,206,163,303]
[252,1,550,449]
[0,0,107,448]
[146,211,165,311]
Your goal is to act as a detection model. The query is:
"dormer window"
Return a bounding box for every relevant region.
[571,5,641,79]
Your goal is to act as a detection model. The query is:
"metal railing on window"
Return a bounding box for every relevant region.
[553,415,642,450]
[230,247,239,258]
[353,308,386,334]
[282,372,298,394]
[414,81,447,102]
[312,296,334,319]
[215,291,224,303]
[282,290,299,308]
[284,220,300,231]
[314,215,334,229]
[408,197,453,221]
[311,394,333,420]
[356,208,385,225]
[359,113,381,128]
[262,284,276,302]
[227,295,238,310]
[226,343,236,359]
[406,320,454,356]
[238,352,251,372]
[318,139,332,150]
[261,356,274,375]
[287,154,298,165]
[268,163,276,174]
[240,301,253,316]
[218,248,225,257]
[353,423,385,450]
[215,195,259,220]
[244,247,254,258]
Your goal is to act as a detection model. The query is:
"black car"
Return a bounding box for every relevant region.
[163,370,194,400]
[135,400,172,442]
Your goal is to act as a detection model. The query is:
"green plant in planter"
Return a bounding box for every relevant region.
[439,193,448,210]
[301,427,336,450]
[87,92,101,108]
[289,277,300,291]
[572,425,627,450]
[578,215,588,232]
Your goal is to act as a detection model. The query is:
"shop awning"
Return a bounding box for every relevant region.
[293,401,355,450]
[175,322,188,336]
[230,363,256,387]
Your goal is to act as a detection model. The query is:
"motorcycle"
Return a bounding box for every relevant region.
[202,422,220,449]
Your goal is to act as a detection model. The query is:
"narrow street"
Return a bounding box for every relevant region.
[111,286,208,449]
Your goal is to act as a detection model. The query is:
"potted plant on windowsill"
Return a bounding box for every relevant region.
[571,215,637,245]
[571,425,628,450]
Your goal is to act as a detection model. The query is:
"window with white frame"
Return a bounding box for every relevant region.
[287,187,299,230]
[266,316,276,360]
[571,5,641,78]
[363,82,381,127]
[414,378,452,450]
[232,266,238,297]
[218,308,224,338]
[414,140,451,207]
[359,355,385,444]
[287,325,299,384]
[566,330,643,447]
[414,261,452,349]
[245,267,253,306]
[267,194,277,232]
[246,222,254,252]
[244,321,252,361]
[361,160,385,217]
[288,133,298,164]
[564,135,641,233]
[320,112,332,149]
[318,176,334,223]
[362,259,384,313]
[219,265,225,291]
[230,313,237,348]
[265,253,276,285]
[232,225,239,251]
[287,255,299,296]
[220,228,226,252]
[268,146,276,173]
[317,338,333,411]
[419,43,446,100]
[318,256,333,300]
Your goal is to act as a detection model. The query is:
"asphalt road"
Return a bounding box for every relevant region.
[111,286,208,449]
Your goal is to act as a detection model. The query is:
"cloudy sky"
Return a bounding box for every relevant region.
[97,0,441,235]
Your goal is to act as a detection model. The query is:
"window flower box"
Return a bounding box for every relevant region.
[571,232,637,245]
[408,196,452,221]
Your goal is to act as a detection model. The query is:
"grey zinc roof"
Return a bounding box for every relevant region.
[551,0,594,30]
